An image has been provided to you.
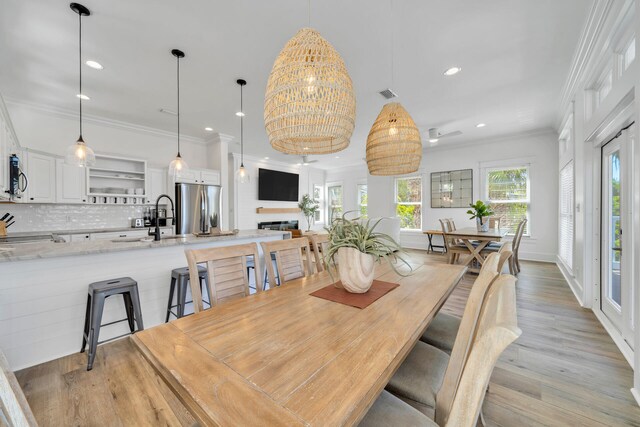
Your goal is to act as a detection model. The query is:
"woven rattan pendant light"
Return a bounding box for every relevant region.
[366,0,422,176]
[366,102,422,175]
[264,26,356,155]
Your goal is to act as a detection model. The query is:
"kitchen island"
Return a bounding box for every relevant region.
[0,229,289,369]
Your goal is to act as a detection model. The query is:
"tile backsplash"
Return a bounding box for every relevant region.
[0,204,150,233]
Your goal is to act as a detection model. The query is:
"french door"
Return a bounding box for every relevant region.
[601,124,635,349]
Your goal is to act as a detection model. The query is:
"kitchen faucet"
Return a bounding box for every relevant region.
[149,194,175,241]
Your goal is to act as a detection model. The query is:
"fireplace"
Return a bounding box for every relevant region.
[258,220,299,231]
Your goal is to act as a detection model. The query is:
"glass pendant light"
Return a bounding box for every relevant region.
[168,49,189,178]
[65,3,96,167]
[235,79,250,184]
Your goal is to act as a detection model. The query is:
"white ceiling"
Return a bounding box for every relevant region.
[0,0,592,169]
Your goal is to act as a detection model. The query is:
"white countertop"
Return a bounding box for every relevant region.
[0,229,289,263]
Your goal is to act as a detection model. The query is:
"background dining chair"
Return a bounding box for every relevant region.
[511,218,528,274]
[361,275,520,427]
[489,216,501,229]
[386,262,502,414]
[309,233,330,272]
[185,242,262,313]
[482,241,514,274]
[420,253,500,354]
[439,219,467,265]
[0,350,38,426]
[260,237,314,287]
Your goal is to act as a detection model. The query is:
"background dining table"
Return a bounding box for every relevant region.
[131,258,466,426]
[445,227,508,272]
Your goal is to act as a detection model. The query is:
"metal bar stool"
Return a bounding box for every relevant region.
[246,253,278,291]
[80,277,143,370]
[165,265,209,322]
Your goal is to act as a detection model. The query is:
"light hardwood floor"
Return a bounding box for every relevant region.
[15,251,640,426]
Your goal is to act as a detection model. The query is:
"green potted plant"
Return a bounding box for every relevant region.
[467,200,494,232]
[298,194,320,231]
[324,212,410,293]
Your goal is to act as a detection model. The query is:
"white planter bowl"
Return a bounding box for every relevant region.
[336,247,376,293]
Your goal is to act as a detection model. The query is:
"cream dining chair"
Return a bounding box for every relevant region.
[260,237,314,288]
[420,253,500,354]
[1,350,38,426]
[185,242,262,313]
[360,274,520,427]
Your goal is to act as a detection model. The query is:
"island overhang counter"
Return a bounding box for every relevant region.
[0,230,289,370]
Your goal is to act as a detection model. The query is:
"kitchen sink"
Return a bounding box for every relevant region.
[0,234,66,244]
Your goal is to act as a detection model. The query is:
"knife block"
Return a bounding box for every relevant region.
[0,221,6,237]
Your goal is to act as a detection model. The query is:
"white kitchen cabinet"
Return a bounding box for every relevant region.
[70,233,92,242]
[56,158,87,204]
[174,168,199,184]
[147,167,168,204]
[174,168,220,185]
[25,151,56,203]
[91,230,149,241]
[199,170,220,185]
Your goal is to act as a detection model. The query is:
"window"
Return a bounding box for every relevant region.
[485,166,530,235]
[623,37,635,71]
[357,184,368,218]
[395,176,422,230]
[327,184,343,222]
[559,161,574,270]
[313,185,323,222]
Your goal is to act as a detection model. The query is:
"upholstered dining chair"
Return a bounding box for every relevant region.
[185,243,262,313]
[511,218,527,274]
[489,216,501,229]
[384,263,507,418]
[483,241,514,274]
[260,237,314,288]
[309,233,330,272]
[420,253,500,354]
[0,350,38,426]
[360,275,520,427]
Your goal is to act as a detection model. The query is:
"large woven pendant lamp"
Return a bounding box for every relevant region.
[366,102,422,175]
[264,27,356,155]
[366,0,422,176]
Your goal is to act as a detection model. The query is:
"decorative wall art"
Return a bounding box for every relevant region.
[431,169,473,208]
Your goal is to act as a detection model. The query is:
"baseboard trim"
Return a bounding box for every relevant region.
[631,388,640,407]
[592,308,634,367]
[556,256,586,307]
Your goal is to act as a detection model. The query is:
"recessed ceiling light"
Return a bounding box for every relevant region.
[443,67,462,76]
[236,111,245,117]
[85,60,103,70]
[296,163,302,166]
[476,123,486,128]
[264,157,269,160]
[335,156,340,159]
[429,138,439,143]
[204,127,214,131]
[76,93,90,100]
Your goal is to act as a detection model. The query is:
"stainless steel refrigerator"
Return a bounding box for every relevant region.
[175,183,222,235]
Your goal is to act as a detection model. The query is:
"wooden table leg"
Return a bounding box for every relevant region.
[462,239,490,268]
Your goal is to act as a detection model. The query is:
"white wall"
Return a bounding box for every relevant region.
[230,153,326,231]
[6,101,210,169]
[354,130,559,262]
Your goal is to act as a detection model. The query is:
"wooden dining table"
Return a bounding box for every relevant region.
[446,227,508,272]
[131,258,466,426]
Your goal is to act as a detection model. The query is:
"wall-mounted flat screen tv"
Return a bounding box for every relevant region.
[258,168,299,201]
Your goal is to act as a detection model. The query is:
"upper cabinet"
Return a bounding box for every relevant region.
[175,168,220,185]
[0,94,21,200]
[56,158,86,204]
[25,151,56,203]
[147,167,167,203]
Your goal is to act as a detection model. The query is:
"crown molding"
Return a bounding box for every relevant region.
[554,0,618,130]
[4,98,212,146]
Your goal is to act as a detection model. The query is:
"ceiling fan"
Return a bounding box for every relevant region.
[426,127,462,143]
[295,155,318,166]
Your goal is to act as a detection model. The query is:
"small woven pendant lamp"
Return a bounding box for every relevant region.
[366,102,422,176]
[264,28,356,155]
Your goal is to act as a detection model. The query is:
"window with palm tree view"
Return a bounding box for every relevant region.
[328,184,343,222]
[396,177,422,230]
[357,184,367,218]
[485,166,530,235]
